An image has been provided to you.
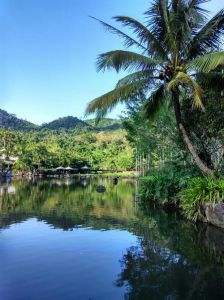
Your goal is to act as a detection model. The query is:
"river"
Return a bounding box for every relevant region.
[0,177,224,300]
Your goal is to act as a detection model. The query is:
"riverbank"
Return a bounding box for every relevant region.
[9,169,137,178]
[140,163,224,229]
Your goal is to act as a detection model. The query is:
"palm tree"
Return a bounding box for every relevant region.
[85,0,224,176]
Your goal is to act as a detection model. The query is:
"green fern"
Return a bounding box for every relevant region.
[180,177,224,221]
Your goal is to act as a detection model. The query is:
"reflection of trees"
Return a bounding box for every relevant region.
[117,240,224,299]
[0,178,137,230]
[116,206,224,300]
[1,179,224,299]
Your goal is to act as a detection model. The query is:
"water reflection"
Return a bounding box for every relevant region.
[0,177,136,231]
[0,178,224,300]
[117,208,224,299]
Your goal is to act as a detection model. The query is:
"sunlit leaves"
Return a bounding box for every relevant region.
[187,52,224,73]
[168,72,204,109]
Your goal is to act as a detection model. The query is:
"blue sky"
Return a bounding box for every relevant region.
[0,0,223,124]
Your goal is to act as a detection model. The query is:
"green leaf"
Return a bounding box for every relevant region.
[145,0,171,41]
[187,51,224,72]
[96,50,161,72]
[168,72,204,109]
[144,84,167,120]
[85,79,149,119]
[116,70,157,88]
[196,71,224,89]
[90,16,147,52]
[188,9,224,57]
[113,15,168,59]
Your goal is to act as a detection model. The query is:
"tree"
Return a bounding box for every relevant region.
[181,81,224,171]
[85,0,224,176]
[122,94,182,166]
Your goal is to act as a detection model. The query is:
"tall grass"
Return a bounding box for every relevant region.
[180,177,224,221]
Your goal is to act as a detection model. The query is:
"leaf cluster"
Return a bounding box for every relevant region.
[180,177,224,221]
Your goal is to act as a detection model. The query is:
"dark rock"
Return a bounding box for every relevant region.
[112,177,118,185]
[96,185,106,193]
[204,202,224,228]
[204,225,224,256]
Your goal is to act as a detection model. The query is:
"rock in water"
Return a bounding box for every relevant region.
[205,202,224,228]
[96,185,106,193]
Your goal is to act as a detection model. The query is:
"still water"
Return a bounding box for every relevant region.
[0,177,224,300]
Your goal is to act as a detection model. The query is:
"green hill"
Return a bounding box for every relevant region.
[86,118,123,131]
[0,109,123,133]
[40,116,91,131]
[0,109,37,131]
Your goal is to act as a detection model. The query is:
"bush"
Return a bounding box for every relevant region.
[180,177,224,221]
[141,162,200,204]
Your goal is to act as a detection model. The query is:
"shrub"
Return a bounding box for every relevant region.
[180,177,224,221]
[141,162,200,204]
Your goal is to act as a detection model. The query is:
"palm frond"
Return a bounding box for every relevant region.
[113,16,168,59]
[181,0,208,43]
[116,70,157,88]
[187,0,209,10]
[196,71,224,90]
[187,0,209,22]
[168,72,204,109]
[85,79,149,119]
[169,6,191,53]
[143,84,167,120]
[145,0,171,40]
[90,16,147,52]
[188,9,224,57]
[168,1,207,55]
[187,51,224,72]
[96,50,161,72]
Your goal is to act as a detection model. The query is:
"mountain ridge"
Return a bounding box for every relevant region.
[0,109,37,131]
[40,116,91,131]
[0,109,122,132]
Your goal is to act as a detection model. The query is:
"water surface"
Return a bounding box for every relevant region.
[0,177,224,300]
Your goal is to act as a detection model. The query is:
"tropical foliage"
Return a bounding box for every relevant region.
[140,162,200,204]
[86,0,224,176]
[0,127,134,171]
[180,177,224,221]
[0,109,37,131]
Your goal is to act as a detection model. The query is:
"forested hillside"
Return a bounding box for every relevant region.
[0,128,134,171]
[86,118,123,131]
[0,109,122,133]
[0,109,37,131]
[0,109,132,171]
[40,116,91,131]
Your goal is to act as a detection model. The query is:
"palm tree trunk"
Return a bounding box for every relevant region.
[172,90,214,177]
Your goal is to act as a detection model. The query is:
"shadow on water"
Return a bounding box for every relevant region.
[116,206,224,299]
[1,177,224,299]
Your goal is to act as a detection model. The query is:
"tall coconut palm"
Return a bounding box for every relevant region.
[85,0,224,176]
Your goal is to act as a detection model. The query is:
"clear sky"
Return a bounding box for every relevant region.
[0,0,223,124]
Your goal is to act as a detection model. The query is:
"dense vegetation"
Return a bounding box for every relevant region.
[0,109,37,131]
[0,116,134,171]
[40,116,91,131]
[85,0,224,224]
[86,0,224,178]
[86,118,123,131]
